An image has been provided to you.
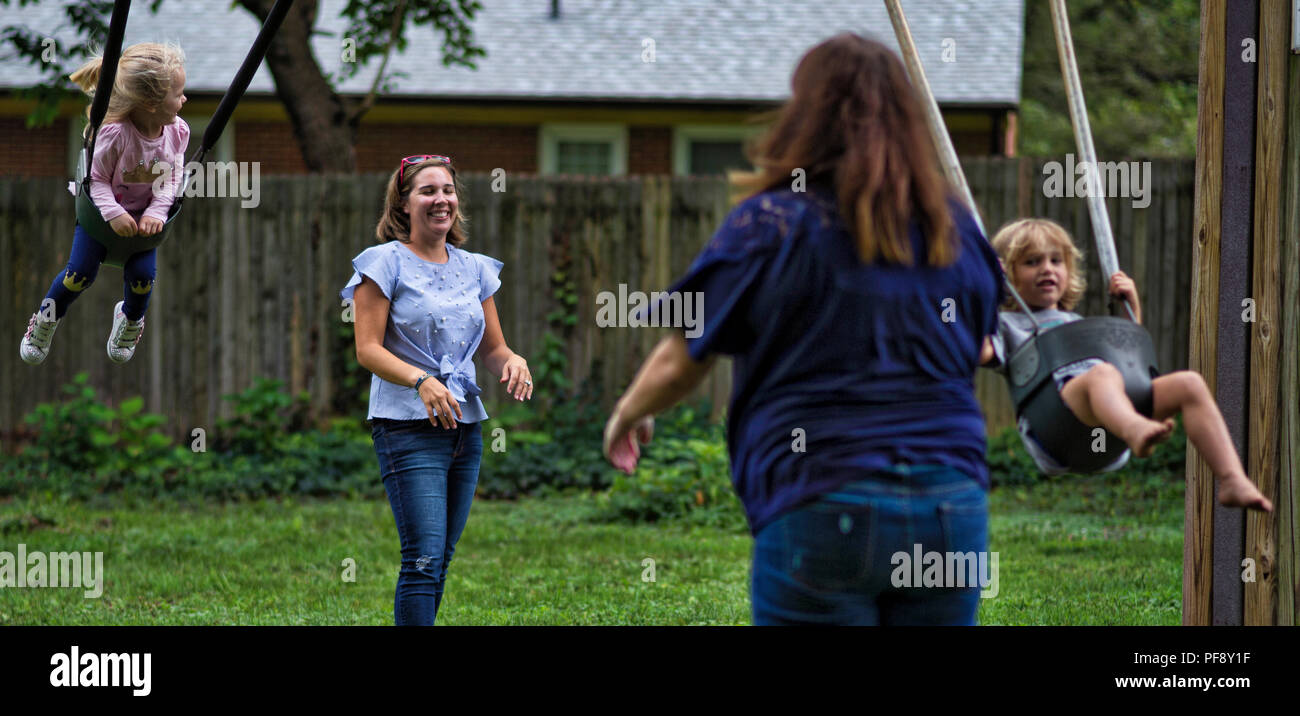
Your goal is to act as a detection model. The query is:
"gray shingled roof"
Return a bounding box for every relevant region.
[1,0,1022,105]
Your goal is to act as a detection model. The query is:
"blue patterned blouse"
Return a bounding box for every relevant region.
[341,241,503,423]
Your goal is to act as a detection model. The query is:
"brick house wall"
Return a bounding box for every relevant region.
[355,124,539,174]
[0,111,1006,176]
[1,117,69,177]
[628,126,672,174]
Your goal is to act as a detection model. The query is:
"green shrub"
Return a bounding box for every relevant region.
[476,374,612,498]
[594,406,746,530]
[215,378,311,457]
[14,373,175,494]
[3,376,378,501]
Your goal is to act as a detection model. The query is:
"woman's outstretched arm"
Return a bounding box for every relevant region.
[604,333,715,472]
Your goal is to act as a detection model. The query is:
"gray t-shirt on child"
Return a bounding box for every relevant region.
[988,307,1130,474]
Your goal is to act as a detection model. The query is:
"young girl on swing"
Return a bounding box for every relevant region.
[980,218,1270,511]
[19,42,188,365]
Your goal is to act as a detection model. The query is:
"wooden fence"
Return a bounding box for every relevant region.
[0,158,1195,449]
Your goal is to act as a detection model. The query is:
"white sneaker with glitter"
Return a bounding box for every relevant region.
[106,301,145,364]
[20,312,60,365]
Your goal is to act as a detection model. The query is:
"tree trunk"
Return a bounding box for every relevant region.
[238,0,357,172]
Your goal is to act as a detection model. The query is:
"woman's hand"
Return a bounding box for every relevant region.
[603,408,654,475]
[109,214,138,237]
[418,376,463,429]
[500,354,533,401]
[138,216,165,236]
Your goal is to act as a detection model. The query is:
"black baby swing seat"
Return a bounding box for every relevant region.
[1006,316,1161,473]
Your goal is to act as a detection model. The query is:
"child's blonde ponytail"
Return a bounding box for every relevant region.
[68,55,102,93]
[67,42,186,140]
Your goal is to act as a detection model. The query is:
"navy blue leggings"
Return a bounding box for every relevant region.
[41,223,157,321]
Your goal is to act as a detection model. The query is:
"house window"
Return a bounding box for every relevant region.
[687,140,748,175]
[556,141,613,175]
[539,124,627,176]
[673,125,760,176]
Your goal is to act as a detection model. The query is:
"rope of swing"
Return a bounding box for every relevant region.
[884,0,1138,328]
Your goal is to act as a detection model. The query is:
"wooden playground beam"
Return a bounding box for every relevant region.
[1186,0,1225,627]
[1273,5,1300,627]
[1245,0,1289,626]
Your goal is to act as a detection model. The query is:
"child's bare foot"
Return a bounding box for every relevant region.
[1218,474,1273,512]
[1122,417,1175,458]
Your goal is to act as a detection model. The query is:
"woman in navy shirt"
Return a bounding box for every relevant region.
[603,34,1004,625]
[344,155,533,625]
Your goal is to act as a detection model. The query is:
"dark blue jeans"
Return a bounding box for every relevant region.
[42,222,157,320]
[371,418,483,626]
[751,465,989,626]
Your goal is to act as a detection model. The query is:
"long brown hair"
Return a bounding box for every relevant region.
[731,33,956,267]
[374,156,469,247]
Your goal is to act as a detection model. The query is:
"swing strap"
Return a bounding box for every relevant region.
[1048,0,1135,323]
[173,0,295,212]
[82,0,132,181]
[883,0,1041,326]
[190,0,295,166]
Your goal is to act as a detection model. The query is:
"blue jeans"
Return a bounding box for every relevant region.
[751,465,988,626]
[42,223,157,320]
[371,418,483,626]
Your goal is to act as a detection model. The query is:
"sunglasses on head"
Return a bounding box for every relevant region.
[398,154,453,185]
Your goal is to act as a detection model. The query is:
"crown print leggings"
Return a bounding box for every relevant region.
[40,223,157,322]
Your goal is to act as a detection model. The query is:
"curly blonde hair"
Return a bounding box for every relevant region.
[69,41,186,138]
[990,218,1087,311]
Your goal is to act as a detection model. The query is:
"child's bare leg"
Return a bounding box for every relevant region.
[1059,363,1174,457]
[1152,372,1271,511]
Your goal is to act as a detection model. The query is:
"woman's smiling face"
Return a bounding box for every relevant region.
[404,165,458,238]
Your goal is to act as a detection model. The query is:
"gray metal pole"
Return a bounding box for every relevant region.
[1048,0,1137,321]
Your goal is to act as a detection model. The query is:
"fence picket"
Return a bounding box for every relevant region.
[0,161,1197,443]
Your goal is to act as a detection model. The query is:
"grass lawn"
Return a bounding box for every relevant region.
[0,472,1184,625]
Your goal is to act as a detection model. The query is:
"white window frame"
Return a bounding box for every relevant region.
[539,123,627,176]
[66,113,236,177]
[672,124,762,176]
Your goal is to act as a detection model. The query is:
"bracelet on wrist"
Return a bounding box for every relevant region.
[414,371,433,391]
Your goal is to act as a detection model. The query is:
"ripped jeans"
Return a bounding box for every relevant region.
[371,418,483,626]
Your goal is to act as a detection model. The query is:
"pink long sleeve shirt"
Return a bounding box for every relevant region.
[87,118,190,222]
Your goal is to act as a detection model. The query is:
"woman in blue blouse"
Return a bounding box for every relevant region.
[343,155,533,626]
[603,35,1005,625]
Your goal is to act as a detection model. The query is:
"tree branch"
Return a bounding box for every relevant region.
[351,0,405,123]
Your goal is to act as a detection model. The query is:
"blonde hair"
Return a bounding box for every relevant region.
[69,42,186,138]
[990,218,1087,311]
[374,157,469,247]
